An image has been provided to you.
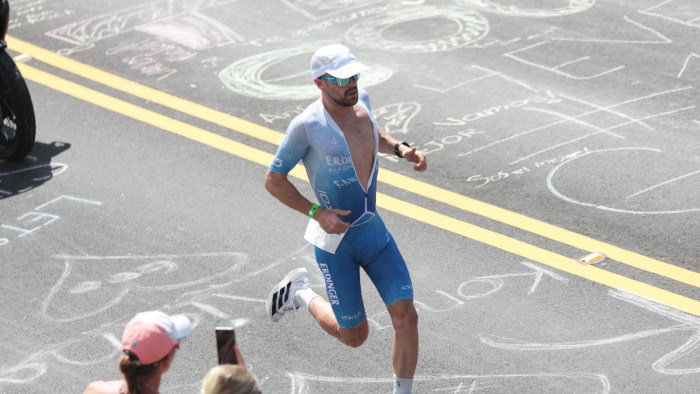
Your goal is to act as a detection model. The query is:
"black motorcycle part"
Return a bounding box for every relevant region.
[0,0,8,42]
[0,50,35,160]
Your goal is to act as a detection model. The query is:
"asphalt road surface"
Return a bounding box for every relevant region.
[1,1,698,393]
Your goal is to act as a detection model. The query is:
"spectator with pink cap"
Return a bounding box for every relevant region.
[83,311,192,394]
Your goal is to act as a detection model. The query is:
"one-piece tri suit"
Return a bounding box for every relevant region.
[268,88,413,329]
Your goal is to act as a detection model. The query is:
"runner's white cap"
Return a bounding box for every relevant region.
[310,44,369,79]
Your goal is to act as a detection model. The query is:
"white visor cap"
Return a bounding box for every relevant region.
[310,44,369,79]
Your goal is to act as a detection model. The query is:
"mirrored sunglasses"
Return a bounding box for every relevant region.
[319,74,360,87]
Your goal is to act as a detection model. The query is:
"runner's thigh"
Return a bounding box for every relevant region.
[315,246,367,328]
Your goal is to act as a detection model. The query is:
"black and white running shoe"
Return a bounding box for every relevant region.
[266,268,309,322]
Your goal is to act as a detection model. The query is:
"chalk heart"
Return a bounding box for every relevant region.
[41,253,247,323]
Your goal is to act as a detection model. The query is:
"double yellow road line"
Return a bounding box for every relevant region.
[8,36,700,316]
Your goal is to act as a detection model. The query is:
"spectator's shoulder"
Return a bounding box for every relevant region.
[83,379,124,394]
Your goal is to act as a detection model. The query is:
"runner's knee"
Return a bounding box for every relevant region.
[390,301,418,335]
[338,322,369,348]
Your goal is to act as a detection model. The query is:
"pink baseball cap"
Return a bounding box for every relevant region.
[310,44,369,79]
[121,311,192,365]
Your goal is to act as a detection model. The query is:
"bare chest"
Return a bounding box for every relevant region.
[340,121,374,155]
[332,111,375,186]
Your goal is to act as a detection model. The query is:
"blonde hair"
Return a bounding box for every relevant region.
[201,364,259,394]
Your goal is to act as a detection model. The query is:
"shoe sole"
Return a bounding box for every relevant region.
[266,267,308,322]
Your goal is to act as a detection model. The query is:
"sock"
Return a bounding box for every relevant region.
[393,375,414,394]
[294,288,319,310]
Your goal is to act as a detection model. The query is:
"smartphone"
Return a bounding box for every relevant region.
[215,327,238,364]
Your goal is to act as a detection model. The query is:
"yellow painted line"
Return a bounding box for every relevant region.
[378,193,700,316]
[6,36,283,146]
[377,171,700,289]
[10,36,699,291]
[15,64,293,174]
[18,62,700,316]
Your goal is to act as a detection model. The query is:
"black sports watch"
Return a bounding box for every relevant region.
[394,141,410,158]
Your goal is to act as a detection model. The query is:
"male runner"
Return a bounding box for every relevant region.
[264,44,427,394]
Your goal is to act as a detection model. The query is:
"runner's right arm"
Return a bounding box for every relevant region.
[264,170,350,234]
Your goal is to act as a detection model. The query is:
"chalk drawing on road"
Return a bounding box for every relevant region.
[218,43,393,100]
[41,252,249,323]
[458,261,569,300]
[455,86,694,163]
[387,129,486,165]
[627,170,700,199]
[639,0,700,28]
[547,147,700,214]
[508,90,694,164]
[287,371,610,393]
[56,43,95,56]
[0,317,197,386]
[0,310,203,388]
[508,105,627,157]
[1,245,314,387]
[345,6,489,53]
[1,195,101,248]
[0,357,46,385]
[504,41,625,80]
[45,0,238,46]
[456,0,596,18]
[416,65,539,94]
[369,262,568,329]
[279,0,384,20]
[134,11,244,50]
[438,90,561,128]
[7,0,74,30]
[551,15,672,44]
[677,53,700,78]
[372,102,421,135]
[104,38,195,81]
[481,289,700,375]
[461,65,539,93]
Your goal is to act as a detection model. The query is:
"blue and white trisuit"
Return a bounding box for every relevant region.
[268,88,413,329]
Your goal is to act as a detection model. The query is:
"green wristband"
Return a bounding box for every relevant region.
[308,203,319,218]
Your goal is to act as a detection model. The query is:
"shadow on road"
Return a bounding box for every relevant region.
[0,140,70,199]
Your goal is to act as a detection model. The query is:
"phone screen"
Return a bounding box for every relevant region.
[215,327,238,364]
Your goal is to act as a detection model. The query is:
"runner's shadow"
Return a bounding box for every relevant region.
[0,141,70,199]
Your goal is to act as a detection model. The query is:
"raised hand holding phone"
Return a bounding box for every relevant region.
[215,327,238,365]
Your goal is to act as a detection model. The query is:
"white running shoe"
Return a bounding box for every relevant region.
[266,268,309,322]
